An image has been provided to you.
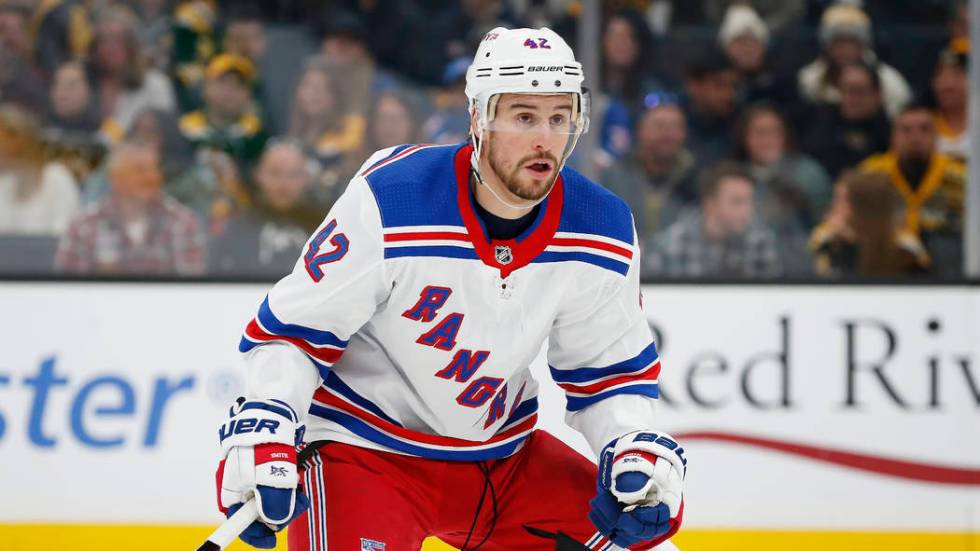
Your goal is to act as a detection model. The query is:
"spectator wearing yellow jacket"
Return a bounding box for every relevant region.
[860,104,965,275]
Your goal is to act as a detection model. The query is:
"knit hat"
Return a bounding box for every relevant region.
[205,53,256,83]
[819,4,871,46]
[718,5,769,47]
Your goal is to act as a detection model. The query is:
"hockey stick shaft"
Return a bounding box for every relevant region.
[196,499,259,551]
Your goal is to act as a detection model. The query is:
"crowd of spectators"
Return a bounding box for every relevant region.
[0,0,970,280]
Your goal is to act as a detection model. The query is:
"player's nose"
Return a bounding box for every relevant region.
[530,134,552,152]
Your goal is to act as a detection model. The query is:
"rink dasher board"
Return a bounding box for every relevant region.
[0,282,977,531]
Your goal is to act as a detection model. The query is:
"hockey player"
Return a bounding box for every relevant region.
[215,27,686,550]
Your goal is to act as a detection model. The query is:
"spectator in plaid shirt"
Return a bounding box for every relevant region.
[55,141,206,275]
[645,162,782,278]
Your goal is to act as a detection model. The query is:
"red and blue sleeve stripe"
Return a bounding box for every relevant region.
[239,296,349,379]
[550,342,661,412]
[533,250,630,275]
[321,371,402,427]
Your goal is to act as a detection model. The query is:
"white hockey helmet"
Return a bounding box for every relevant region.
[464,27,589,209]
[465,26,589,133]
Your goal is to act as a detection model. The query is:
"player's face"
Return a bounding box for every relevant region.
[483,93,574,202]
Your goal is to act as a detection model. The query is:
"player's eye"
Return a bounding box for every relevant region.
[516,113,536,126]
[549,114,566,126]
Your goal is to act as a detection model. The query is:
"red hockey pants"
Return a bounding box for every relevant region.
[287,430,605,550]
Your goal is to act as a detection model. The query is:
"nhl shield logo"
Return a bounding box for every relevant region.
[494,245,513,265]
[360,538,386,550]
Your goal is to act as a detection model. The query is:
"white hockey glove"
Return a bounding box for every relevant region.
[590,431,686,549]
[215,398,309,549]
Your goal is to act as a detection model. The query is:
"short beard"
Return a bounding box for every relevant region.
[485,136,560,202]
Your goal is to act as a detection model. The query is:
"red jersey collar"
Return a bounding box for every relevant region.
[454,144,564,279]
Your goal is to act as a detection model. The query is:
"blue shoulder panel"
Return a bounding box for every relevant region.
[557,167,635,246]
[363,144,465,229]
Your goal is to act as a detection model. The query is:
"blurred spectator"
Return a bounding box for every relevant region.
[221,2,273,126]
[423,0,522,85]
[599,1,706,36]
[287,58,365,170]
[336,0,431,85]
[861,104,965,275]
[809,171,929,278]
[171,0,218,111]
[510,0,579,30]
[45,60,102,136]
[798,4,911,119]
[211,141,321,277]
[717,4,798,108]
[368,91,423,152]
[948,0,969,44]
[704,0,804,34]
[602,102,697,244]
[56,141,206,275]
[593,97,635,169]
[221,4,267,65]
[803,62,891,179]
[84,108,220,225]
[42,60,106,182]
[198,147,252,234]
[0,2,46,113]
[718,5,767,89]
[179,53,268,172]
[89,5,176,142]
[0,104,79,236]
[681,50,738,166]
[601,10,667,114]
[931,42,969,163]
[316,11,397,121]
[318,89,426,200]
[734,104,831,231]
[27,0,93,78]
[423,57,471,145]
[645,161,781,278]
[134,0,173,70]
[597,10,670,159]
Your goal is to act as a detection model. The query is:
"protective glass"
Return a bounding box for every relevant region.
[486,110,580,136]
[484,90,591,137]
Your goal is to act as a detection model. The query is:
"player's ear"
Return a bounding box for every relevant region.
[469,105,479,135]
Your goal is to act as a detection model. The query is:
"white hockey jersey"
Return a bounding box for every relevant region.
[239,143,662,460]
